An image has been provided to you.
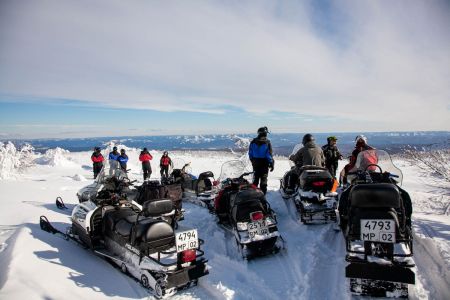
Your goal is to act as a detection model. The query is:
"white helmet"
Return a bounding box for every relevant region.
[355,134,368,145]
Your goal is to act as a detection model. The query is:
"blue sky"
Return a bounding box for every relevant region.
[0,0,449,138]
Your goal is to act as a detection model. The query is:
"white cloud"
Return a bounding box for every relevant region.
[0,0,449,131]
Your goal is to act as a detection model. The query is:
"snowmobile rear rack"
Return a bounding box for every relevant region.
[346,262,415,284]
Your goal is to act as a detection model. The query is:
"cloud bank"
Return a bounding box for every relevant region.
[0,0,449,131]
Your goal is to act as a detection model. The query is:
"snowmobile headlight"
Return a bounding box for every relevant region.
[236,222,248,231]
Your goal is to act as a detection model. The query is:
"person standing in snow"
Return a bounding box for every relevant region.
[159,151,173,179]
[108,146,120,176]
[139,148,153,180]
[91,147,104,179]
[322,136,343,178]
[248,126,274,194]
[118,149,129,172]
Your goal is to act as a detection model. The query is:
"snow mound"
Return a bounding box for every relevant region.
[71,174,87,181]
[0,142,35,180]
[35,147,76,167]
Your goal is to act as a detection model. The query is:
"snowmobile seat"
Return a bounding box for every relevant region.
[142,199,174,217]
[349,184,401,209]
[104,208,137,236]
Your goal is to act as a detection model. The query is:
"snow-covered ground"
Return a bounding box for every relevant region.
[0,146,449,299]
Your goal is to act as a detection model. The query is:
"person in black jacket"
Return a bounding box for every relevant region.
[322,136,343,178]
[248,126,274,194]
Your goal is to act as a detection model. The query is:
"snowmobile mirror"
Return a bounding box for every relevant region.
[55,197,68,210]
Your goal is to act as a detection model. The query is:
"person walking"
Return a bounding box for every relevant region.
[248,126,274,194]
[139,148,153,180]
[118,149,129,172]
[322,136,343,178]
[108,146,120,176]
[91,147,104,179]
[159,151,173,179]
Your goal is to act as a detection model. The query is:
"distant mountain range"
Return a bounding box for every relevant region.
[3,131,449,155]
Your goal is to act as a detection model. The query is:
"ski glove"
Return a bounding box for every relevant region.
[269,161,274,172]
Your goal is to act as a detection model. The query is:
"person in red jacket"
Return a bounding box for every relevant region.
[139,148,153,180]
[160,151,173,179]
[91,147,104,179]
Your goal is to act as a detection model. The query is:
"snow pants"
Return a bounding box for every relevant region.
[252,160,269,194]
[142,161,152,180]
[160,165,169,178]
[93,162,103,179]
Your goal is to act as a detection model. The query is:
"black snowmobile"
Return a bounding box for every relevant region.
[165,159,217,208]
[280,144,338,224]
[41,193,208,298]
[338,149,414,297]
[214,160,285,259]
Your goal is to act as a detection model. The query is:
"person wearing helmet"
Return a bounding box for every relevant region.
[248,126,274,194]
[108,146,120,176]
[159,151,173,179]
[139,147,153,180]
[340,134,375,184]
[289,134,325,167]
[91,147,104,179]
[118,149,129,172]
[322,136,343,178]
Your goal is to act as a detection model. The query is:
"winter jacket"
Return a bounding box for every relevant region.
[289,141,325,167]
[139,151,153,163]
[248,136,273,164]
[347,145,375,171]
[160,156,172,167]
[91,152,104,163]
[118,154,129,164]
[322,144,342,165]
[108,150,120,161]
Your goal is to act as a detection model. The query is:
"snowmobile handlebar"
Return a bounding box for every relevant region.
[239,171,254,179]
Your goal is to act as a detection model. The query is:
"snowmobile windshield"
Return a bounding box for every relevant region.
[219,160,249,181]
[354,149,403,185]
[288,143,303,167]
[95,164,128,183]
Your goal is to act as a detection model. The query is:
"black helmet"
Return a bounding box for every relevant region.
[143,147,148,152]
[113,146,117,151]
[257,126,269,136]
[163,151,168,155]
[302,134,315,145]
[120,149,125,153]
[94,147,101,151]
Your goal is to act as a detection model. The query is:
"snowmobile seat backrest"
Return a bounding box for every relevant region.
[349,183,400,208]
[142,199,173,217]
[299,168,333,192]
[232,201,265,223]
[131,219,174,251]
[198,171,214,180]
[232,188,265,206]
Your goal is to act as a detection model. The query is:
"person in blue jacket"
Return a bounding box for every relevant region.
[248,126,274,194]
[108,146,120,175]
[118,149,129,172]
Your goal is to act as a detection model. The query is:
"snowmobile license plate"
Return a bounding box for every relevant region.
[360,219,396,243]
[248,220,269,239]
[175,229,199,252]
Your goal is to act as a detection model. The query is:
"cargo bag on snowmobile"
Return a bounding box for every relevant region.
[299,167,333,193]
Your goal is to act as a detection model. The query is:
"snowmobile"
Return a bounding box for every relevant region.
[338,149,414,297]
[40,192,208,298]
[214,160,285,259]
[280,144,338,224]
[165,159,217,209]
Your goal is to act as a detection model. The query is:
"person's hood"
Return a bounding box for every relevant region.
[305,141,317,148]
